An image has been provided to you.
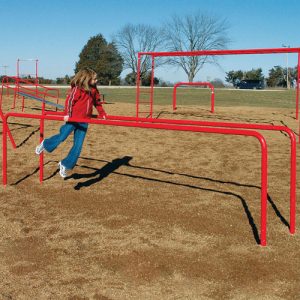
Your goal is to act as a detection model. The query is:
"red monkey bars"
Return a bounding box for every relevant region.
[1,110,297,246]
[2,112,268,246]
[136,47,300,137]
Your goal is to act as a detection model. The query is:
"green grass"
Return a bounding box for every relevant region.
[57,87,298,109]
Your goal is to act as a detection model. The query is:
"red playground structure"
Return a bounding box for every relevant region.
[135,47,300,137]
[0,48,298,247]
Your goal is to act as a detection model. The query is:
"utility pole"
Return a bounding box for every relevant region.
[282,44,290,89]
[0,65,9,76]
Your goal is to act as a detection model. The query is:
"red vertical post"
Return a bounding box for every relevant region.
[260,136,268,246]
[0,82,3,108]
[297,52,300,142]
[14,71,20,108]
[296,52,300,120]
[173,83,178,110]
[211,86,215,113]
[2,114,7,186]
[22,96,25,112]
[6,80,9,97]
[150,55,155,118]
[39,118,44,183]
[0,110,16,148]
[39,102,46,183]
[136,54,141,118]
[288,130,297,234]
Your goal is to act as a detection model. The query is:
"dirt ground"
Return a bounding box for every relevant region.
[0,97,299,299]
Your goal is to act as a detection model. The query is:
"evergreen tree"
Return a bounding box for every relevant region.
[141,72,159,86]
[124,72,136,85]
[226,68,264,86]
[244,68,264,80]
[75,34,123,85]
[266,66,285,87]
[225,70,243,86]
[124,71,159,86]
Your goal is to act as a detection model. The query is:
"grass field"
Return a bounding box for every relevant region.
[56,87,298,109]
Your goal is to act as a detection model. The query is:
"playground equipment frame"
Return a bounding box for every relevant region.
[0,49,297,246]
[2,111,269,246]
[173,82,215,112]
[0,76,61,111]
[0,76,62,150]
[2,107,296,232]
[1,95,297,246]
[136,47,300,137]
[0,77,297,243]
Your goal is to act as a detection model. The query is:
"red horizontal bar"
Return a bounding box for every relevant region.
[2,76,60,95]
[139,47,300,57]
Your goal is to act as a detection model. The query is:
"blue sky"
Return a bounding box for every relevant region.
[0,0,299,82]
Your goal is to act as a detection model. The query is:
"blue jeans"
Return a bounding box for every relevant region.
[43,122,88,170]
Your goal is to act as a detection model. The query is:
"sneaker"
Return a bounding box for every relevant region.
[35,140,45,155]
[58,161,68,178]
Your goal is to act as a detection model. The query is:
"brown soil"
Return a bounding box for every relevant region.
[0,97,299,299]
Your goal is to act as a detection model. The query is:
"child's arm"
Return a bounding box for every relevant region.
[94,90,107,119]
[96,103,107,119]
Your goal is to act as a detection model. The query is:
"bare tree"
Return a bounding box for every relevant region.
[114,24,165,80]
[163,12,231,82]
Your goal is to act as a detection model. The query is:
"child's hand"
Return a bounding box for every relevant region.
[64,115,69,122]
[97,114,107,120]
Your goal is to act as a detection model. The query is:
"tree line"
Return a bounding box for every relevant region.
[225,66,298,88]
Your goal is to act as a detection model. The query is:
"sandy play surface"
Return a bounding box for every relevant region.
[0,96,299,299]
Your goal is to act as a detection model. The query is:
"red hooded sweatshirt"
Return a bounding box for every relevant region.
[64,86,107,119]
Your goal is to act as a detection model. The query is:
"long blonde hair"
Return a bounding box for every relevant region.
[71,67,97,91]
